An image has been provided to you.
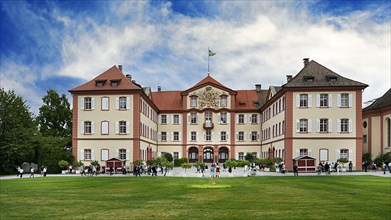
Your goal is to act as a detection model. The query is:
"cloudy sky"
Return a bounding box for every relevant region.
[0,0,390,115]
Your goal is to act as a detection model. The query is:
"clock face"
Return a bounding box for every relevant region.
[195,86,221,109]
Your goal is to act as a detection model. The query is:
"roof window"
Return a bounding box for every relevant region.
[304,76,315,82]
[326,75,338,82]
[110,79,121,86]
[239,102,246,106]
[95,80,106,87]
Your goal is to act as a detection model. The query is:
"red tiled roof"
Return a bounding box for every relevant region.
[235,90,259,110]
[151,91,182,111]
[182,75,235,95]
[69,65,142,92]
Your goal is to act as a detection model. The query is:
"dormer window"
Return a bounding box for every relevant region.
[326,75,338,82]
[95,80,106,87]
[304,76,314,82]
[110,79,121,86]
[239,102,246,106]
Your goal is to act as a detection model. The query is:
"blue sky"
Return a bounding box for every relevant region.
[0,0,390,114]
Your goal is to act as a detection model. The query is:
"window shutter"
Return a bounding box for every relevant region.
[257,132,260,140]
[218,113,221,124]
[91,150,95,160]
[170,132,173,141]
[316,94,320,107]
[126,149,129,160]
[159,115,162,124]
[348,119,353,133]
[328,94,332,107]
[80,97,84,110]
[227,113,230,124]
[91,98,95,110]
[316,119,320,132]
[308,149,312,157]
[179,115,181,124]
[159,133,161,141]
[308,94,312,107]
[296,119,300,132]
[80,121,84,134]
[328,119,333,132]
[196,114,198,123]
[91,121,95,134]
[179,132,181,141]
[336,150,340,160]
[126,97,130,110]
[196,132,198,141]
[349,150,353,160]
[308,119,312,133]
[249,114,252,123]
[116,97,119,110]
[337,119,341,132]
[203,132,206,141]
[167,115,170,124]
[115,121,119,134]
[236,114,239,124]
[178,152,182,158]
[227,132,229,140]
[296,149,300,157]
[187,113,190,124]
[126,121,130,134]
[218,132,221,141]
[236,132,239,140]
[337,94,341,107]
[244,115,247,124]
[236,153,239,160]
[188,132,191,141]
[211,132,214,141]
[348,94,353,107]
[116,149,119,159]
[80,149,84,160]
[296,95,300,108]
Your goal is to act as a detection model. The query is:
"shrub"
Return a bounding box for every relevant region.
[374,152,391,167]
[58,160,68,170]
[163,153,173,162]
[181,162,192,173]
[174,158,188,167]
[362,153,372,166]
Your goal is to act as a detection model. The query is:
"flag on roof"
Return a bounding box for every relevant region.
[208,49,216,56]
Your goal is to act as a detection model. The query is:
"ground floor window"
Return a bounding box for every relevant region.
[238,152,244,160]
[340,149,348,159]
[174,152,179,159]
[119,149,126,160]
[85,149,91,160]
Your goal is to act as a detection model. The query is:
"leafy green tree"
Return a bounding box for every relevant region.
[163,152,173,162]
[0,89,37,174]
[37,136,74,174]
[181,162,192,173]
[374,152,391,167]
[362,153,372,166]
[36,89,72,138]
[244,153,255,162]
[273,157,283,164]
[58,160,69,170]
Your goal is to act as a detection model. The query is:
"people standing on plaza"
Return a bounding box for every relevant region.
[29,167,35,178]
[382,162,387,174]
[109,166,113,176]
[69,164,73,174]
[19,167,24,178]
[349,161,353,172]
[363,161,368,172]
[16,166,20,177]
[215,163,220,177]
[43,166,47,177]
[317,164,322,175]
[325,162,330,175]
[41,166,44,176]
[210,164,215,178]
[293,163,298,176]
[96,164,100,175]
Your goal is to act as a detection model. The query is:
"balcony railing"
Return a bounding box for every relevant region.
[203,122,214,129]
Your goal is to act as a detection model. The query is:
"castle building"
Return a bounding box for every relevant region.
[69,58,368,171]
[362,89,391,158]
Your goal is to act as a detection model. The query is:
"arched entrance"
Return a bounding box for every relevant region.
[188,147,198,163]
[203,147,214,163]
[218,147,229,163]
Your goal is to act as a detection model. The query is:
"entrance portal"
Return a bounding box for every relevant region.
[203,147,214,163]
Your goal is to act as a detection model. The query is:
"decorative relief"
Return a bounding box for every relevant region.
[195,86,221,109]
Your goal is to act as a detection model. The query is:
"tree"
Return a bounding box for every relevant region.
[244,153,255,162]
[37,136,74,174]
[163,152,173,162]
[362,153,372,166]
[181,162,192,173]
[0,89,37,174]
[36,89,72,138]
[58,160,69,170]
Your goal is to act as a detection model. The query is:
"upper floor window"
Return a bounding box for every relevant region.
[101,97,109,110]
[119,97,127,110]
[238,114,244,124]
[320,94,328,107]
[300,94,308,107]
[190,97,197,107]
[111,80,120,86]
[299,119,308,133]
[191,113,197,124]
[238,152,244,160]
[340,93,349,107]
[101,121,109,135]
[119,121,127,134]
[84,121,92,134]
[161,132,167,141]
[161,115,167,124]
[220,112,227,124]
[205,112,212,123]
[85,97,92,110]
[340,119,349,132]
[251,114,258,124]
[173,115,179,124]
[173,132,179,141]
[238,131,244,141]
[220,96,227,107]
[206,131,211,141]
[119,149,126,160]
[251,131,257,141]
[84,149,92,160]
[320,119,328,132]
[191,131,197,141]
[221,131,227,141]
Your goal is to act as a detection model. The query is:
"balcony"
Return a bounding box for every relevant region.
[203,122,214,129]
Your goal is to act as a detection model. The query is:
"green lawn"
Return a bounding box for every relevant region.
[1,176,390,220]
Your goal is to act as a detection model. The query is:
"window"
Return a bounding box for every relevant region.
[191,113,197,124]
[205,112,212,123]
[238,114,244,124]
[161,115,167,124]
[119,149,126,160]
[363,135,367,144]
[173,132,179,141]
[119,97,127,110]
[252,152,257,158]
[206,131,211,141]
[220,96,227,107]
[221,131,227,141]
[238,132,244,141]
[320,94,328,107]
[190,97,197,107]
[251,131,257,141]
[340,119,349,132]
[319,149,328,161]
[341,93,349,107]
[85,149,91,160]
[340,149,348,159]
[119,121,127,134]
[238,152,244,160]
[300,94,308,107]
[85,121,92,134]
[101,121,109,135]
[299,119,308,132]
[191,132,196,141]
[320,119,328,132]
[173,115,179,124]
[161,132,167,141]
[251,114,258,124]
[85,97,92,110]
[101,149,109,161]
[363,121,367,128]
[111,80,119,86]
[101,97,109,110]
[174,152,179,159]
[300,149,308,157]
[220,112,227,124]
[95,81,104,87]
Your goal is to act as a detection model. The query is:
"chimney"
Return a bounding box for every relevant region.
[126,74,132,81]
[255,84,262,92]
[303,58,309,67]
[286,75,293,82]
[118,65,123,72]
[158,86,161,92]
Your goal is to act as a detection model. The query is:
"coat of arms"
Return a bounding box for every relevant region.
[195,87,221,109]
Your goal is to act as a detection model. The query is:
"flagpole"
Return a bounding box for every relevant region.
[207,47,210,75]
